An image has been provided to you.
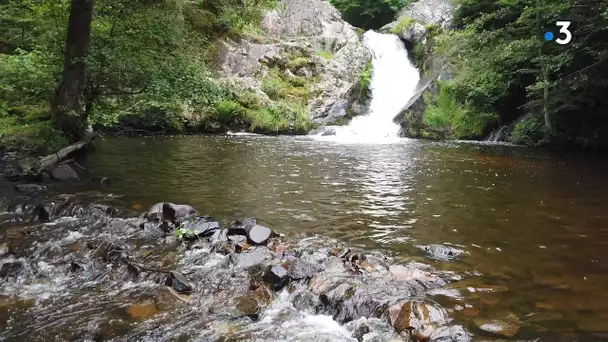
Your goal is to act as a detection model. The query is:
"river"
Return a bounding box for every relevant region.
[83,135,608,340]
[2,134,608,341]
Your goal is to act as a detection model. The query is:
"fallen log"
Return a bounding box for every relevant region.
[39,140,90,171]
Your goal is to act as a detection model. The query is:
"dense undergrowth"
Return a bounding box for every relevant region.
[0,0,318,152]
[408,0,608,149]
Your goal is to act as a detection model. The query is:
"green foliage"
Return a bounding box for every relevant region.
[391,16,415,34]
[0,0,314,149]
[509,114,545,146]
[433,0,608,148]
[329,0,415,29]
[358,61,373,100]
[423,82,497,139]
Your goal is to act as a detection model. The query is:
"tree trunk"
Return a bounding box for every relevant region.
[52,0,94,141]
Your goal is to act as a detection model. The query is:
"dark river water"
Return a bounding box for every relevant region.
[73,135,608,340]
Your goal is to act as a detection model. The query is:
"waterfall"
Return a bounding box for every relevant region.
[314,31,420,143]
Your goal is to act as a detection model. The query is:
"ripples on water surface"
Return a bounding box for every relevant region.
[4,134,608,340]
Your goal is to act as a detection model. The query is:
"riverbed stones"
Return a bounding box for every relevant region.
[263,265,290,291]
[474,313,520,338]
[49,160,88,180]
[286,258,324,280]
[146,202,198,223]
[228,218,274,245]
[180,216,220,239]
[13,183,45,195]
[165,271,193,294]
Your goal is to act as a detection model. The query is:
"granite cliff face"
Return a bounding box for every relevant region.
[218,0,371,124]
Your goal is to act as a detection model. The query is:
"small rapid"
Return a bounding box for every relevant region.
[315,31,420,143]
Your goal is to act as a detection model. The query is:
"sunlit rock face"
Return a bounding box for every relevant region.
[217,0,371,125]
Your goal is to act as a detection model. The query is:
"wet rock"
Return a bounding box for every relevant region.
[146,202,198,223]
[50,160,88,180]
[289,288,322,312]
[419,244,465,261]
[287,259,324,280]
[321,283,353,306]
[231,247,272,269]
[92,241,128,262]
[309,275,343,295]
[215,241,236,255]
[263,265,290,291]
[326,256,348,274]
[0,261,24,278]
[155,286,190,311]
[180,216,221,239]
[165,271,193,294]
[228,218,274,245]
[29,204,49,222]
[228,234,247,244]
[388,263,447,289]
[474,313,520,338]
[385,300,447,339]
[13,183,45,195]
[235,284,273,319]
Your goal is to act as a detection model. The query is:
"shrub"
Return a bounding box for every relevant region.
[391,16,415,34]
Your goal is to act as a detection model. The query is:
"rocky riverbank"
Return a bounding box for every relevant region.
[0,186,475,341]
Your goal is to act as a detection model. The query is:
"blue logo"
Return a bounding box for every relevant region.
[544,31,554,41]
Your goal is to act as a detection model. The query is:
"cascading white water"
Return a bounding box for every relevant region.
[316,31,420,143]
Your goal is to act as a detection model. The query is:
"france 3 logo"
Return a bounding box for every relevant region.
[544,21,572,45]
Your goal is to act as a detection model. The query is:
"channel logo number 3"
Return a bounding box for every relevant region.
[555,21,572,45]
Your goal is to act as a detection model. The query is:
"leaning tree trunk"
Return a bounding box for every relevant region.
[52,0,94,141]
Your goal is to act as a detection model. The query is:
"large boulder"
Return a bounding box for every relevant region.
[217,0,371,125]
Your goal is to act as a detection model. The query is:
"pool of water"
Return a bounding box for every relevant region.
[73,135,608,340]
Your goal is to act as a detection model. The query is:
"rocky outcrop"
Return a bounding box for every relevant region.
[217,0,371,124]
[381,0,455,43]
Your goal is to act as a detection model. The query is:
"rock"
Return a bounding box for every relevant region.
[385,300,447,339]
[289,288,322,312]
[165,271,193,294]
[247,224,273,245]
[474,313,520,338]
[397,0,455,29]
[217,0,371,126]
[309,275,343,295]
[325,256,348,274]
[236,284,273,319]
[231,247,272,269]
[180,216,221,239]
[50,160,88,180]
[419,244,465,261]
[155,286,190,311]
[13,183,45,195]
[0,261,24,278]
[146,202,198,223]
[263,265,290,291]
[286,259,324,280]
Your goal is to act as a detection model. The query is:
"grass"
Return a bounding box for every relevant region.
[391,16,415,34]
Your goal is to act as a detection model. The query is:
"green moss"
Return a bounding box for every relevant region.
[315,49,334,60]
[391,16,415,34]
[286,57,310,69]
